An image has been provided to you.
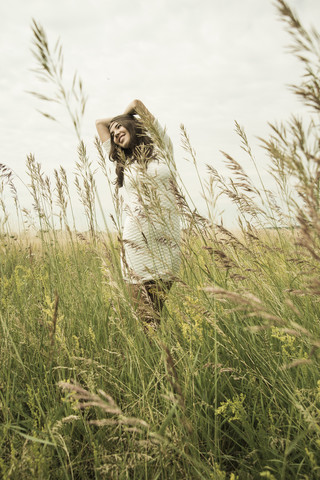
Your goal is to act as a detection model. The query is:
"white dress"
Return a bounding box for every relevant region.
[103,121,180,284]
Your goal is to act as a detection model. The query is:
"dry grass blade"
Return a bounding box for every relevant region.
[282,358,312,369]
[57,381,168,443]
[58,381,122,415]
[29,19,87,139]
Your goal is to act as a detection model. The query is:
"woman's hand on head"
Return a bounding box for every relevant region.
[123,99,143,116]
[123,100,155,123]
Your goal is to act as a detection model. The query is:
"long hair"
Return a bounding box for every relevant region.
[108,115,154,188]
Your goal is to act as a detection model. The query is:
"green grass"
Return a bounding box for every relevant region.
[1,227,320,479]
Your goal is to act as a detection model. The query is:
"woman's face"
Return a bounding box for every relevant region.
[109,122,131,148]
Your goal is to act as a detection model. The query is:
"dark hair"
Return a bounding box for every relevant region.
[108,114,154,188]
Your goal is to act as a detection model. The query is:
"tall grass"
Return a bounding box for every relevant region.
[1,0,320,478]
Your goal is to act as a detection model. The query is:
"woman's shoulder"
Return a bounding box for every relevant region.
[152,119,173,153]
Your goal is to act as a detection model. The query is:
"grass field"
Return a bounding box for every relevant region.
[1,1,320,478]
[1,224,320,479]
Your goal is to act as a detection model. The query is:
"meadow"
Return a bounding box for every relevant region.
[1,1,320,478]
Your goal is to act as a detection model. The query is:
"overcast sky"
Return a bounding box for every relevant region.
[1,0,319,231]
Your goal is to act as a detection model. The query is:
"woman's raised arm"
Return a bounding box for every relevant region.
[125,99,174,160]
[95,117,113,143]
[123,99,155,124]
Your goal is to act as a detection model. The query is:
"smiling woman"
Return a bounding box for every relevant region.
[109,122,131,148]
[96,99,181,327]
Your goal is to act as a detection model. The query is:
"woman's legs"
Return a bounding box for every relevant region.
[143,280,173,314]
[126,279,173,326]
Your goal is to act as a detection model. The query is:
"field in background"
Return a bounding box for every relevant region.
[1,1,320,478]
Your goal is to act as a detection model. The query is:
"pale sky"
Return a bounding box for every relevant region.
[1,0,319,231]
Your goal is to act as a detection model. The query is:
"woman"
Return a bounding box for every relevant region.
[96,99,180,325]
